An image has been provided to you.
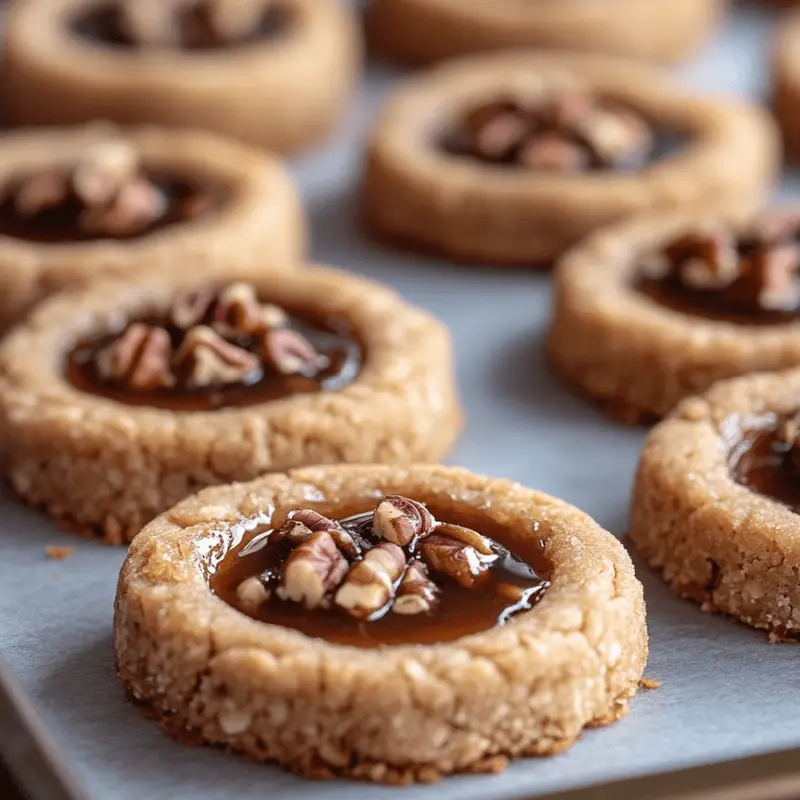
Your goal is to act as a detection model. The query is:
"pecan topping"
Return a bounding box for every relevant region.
[9,139,171,238]
[334,543,406,618]
[211,283,287,337]
[435,522,494,556]
[122,0,268,49]
[642,216,800,313]
[235,575,270,612]
[282,508,363,558]
[420,534,493,589]
[96,323,174,390]
[393,562,438,616]
[373,496,435,547]
[277,531,349,610]
[173,326,261,388]
[262,328,327,376]
[460,90,652,172]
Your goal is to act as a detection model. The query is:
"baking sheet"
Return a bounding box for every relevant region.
[2,4,800,800]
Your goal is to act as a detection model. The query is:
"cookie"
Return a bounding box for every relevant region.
[0,268,462,543]
[366,0,723,65]
[1,0,360,153]
[115,464,648,782]
[630,371,800,641]
[362,53,778,266]
[0,124,304,332]
[773,10,800,163]
[547,209,800,423]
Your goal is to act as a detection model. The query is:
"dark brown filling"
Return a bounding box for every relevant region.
[72,1,291,52]
[634,214,800,324]
[441,90,679,173]
[211,498,551,647]
[66,283,362,411]
[731,413,800,512]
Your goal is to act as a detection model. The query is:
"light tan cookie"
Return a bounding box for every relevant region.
[0,124,304,331]
[630,370,800,641]
[0,268,462,543]
[362,52,778,266]
[115,463,648,783]
[366,0,724,65]
[548,209,800,423]
[1,0,360,153]
[773,10,800,163]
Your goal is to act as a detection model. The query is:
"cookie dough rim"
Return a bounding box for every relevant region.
[366,0,724,64]
[0,262,457,431]
[0,123,303,270]
[363,52,776,263]
[116,464,648,779]
[629,370,800,636]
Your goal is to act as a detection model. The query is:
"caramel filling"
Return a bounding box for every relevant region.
[731,413,800,512]
[0,139,223,243]
[211,498,551,647]
[66,282,362,411]
[72,0,291,52]
[442,89,669,172]
[635,214,800,324]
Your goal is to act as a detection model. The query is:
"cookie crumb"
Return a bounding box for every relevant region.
[45,545,74,560]
[638,677,662,690]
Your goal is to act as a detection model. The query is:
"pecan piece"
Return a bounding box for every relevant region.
[281,508,363,558]
[277,531,348,609]
[261,328,326,376]
[171,289,216,330]
[518,134,588,172]
[235,575,269,613]
[81,176,167,237]
[435,522,494,556]
[581,108,652,166]
[753,244,800,311]
[72,140,139,207]
[334,543,406,618]
[96,323,174,390]
[667,231,740,290]
[211,283,287,337]
[173,325,260,387]
[207,0,266,42]
[13,171,69,216]
[420,534,492,589]
[393,562,438,615]
[373,495,435,547]
[465,100,529,161]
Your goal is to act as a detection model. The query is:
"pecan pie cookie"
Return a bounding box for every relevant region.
[0,269,462,543]
[366,0,723,65]
[362,53,777,266]
[547,209,800,423]
[0,125,303,331]
[115,464,648,782]
[630,371,800,641]
[1,0,359,153]
[774,11,800,163]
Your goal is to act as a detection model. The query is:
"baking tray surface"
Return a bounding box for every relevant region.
[2,5,800,799]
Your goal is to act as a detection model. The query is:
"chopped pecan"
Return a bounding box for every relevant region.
[80,175,167,237]
[465,100,529,161]
[373,495,435,547]
[334,543,406,618]
[206,0,266,42]
[235,575,269,612]
[752,244,800,311]
[778,416,800,445]
[435,522,494,556]
[171,290,216,330]
[518,134,587,171]
[173,325,260,387]
[72,140,139,208]
[211,283,286,337]
[13,171,69,216]
[581,108,652,166]
[282,508,363,558]
[420,534,492,589]
[277,531,349,610]
[668,231,739,290]
[262,328,326,376]
[96,323,175,390]
[393,562,438,615]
